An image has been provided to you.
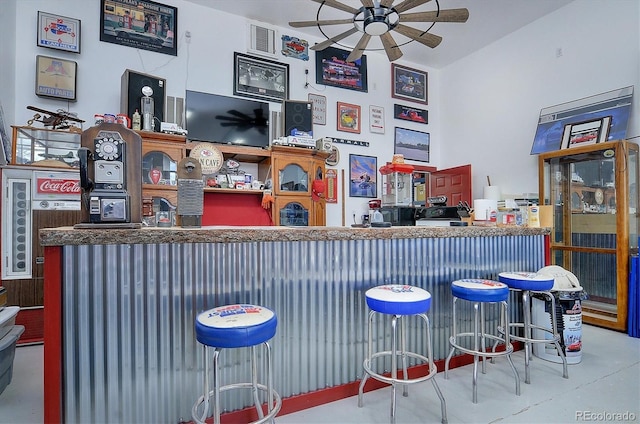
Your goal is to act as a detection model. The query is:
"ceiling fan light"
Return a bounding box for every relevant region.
[365,20,388,35]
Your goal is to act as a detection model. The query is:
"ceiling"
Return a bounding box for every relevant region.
[184,0,574,68]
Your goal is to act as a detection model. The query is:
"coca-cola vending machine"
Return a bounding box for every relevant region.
[1,167,81,342]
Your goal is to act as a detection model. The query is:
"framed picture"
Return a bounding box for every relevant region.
[349,154,377,198]
[234,52,289,103]
[37,11,81,53]
[316,46,368,92]
[35,55,77,101]
[100,0,177,56]
[394,104,428,124]
[391,63,427,105]
[308,93,326,125]
[394,127,430,162]
[561,116,612,149]
[337,102,361,133]
[369,105,385,134]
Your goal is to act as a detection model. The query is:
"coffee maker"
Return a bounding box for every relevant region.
[75,123,142,228]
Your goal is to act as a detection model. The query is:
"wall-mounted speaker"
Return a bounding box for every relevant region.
[283,100,313,137]
[166,95,184,127]
[121,69,166,124]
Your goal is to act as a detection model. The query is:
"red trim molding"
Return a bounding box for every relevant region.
[43,245,63,424]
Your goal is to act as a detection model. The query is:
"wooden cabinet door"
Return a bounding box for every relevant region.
[274,197,312,226]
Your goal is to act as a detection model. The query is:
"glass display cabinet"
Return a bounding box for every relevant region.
[539,140,638,331]
[11,126,81,168]
[271,145,327,226]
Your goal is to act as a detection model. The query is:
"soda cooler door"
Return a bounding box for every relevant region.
[2,171,32,279]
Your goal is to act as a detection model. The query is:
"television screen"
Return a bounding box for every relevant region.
[185,90,270,148]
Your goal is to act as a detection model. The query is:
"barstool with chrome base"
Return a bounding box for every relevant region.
[358,284,447,424]
[444,278,520,403]
[496,272,569,384]
[192,304,281,424]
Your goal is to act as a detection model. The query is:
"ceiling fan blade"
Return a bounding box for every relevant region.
[289,18,354,28]
[380,0,395,7]
[311,0,359,15]
[380,32,403,61]
[310,27,360,51]
[394,24,442,48]
[399,8,470,23]
[346,34,372,62]
[361,0,375,7]
[393,0,432,14]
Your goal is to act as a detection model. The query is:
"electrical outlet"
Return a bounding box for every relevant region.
[185,30,192,43]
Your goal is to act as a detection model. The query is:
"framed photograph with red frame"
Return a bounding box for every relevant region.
[391,63,428,105]
[337,101,361,134]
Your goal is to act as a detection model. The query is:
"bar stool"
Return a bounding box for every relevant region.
[357,284,447,424]
[192,304,281,424]
[496,272,568,384]
[444,278,520,403]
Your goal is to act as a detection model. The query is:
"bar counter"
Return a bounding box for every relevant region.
[41,225,549,423]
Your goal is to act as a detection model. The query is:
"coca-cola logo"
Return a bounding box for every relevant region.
[37,178,81,194]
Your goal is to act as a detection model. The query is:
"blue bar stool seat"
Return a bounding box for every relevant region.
[192,304,281,424]
[358,284,447,424]
[444,279,520,403]
[496,272,569,384]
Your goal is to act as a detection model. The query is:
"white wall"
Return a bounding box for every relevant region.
[7,0,442,226]
[440,0,640,201]
[3,0,639,225]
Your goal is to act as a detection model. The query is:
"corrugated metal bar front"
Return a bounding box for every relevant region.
[61,235,544,423]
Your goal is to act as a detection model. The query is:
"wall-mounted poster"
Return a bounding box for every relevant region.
[281,35,309,61]
[337,102,361,134]
[369,105,385,134]
[37,11,81,53]
[394,104,428,124]
[391,63,427,105]
[394,127,430,162]
[100,0,177,56]
[308,93,326,125]
[234,52,289,103]
[349,154,377,198]
[316,46,368,92]
[35,55,77,101]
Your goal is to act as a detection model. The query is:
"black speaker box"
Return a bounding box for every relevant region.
[121,69,166,123]
[283,100,313,137]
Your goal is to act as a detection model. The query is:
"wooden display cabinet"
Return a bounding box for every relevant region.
[139,130,186,212]
[538,140,639,331]
[271,145,328,226]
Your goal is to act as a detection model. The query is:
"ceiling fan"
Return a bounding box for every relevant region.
[289,0,469,62]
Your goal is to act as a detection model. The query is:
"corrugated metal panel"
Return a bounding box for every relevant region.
[61,235,544,423]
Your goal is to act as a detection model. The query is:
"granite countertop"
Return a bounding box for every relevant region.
[39,225,550,246]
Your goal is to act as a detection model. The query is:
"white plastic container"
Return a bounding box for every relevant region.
[0,307,19,340]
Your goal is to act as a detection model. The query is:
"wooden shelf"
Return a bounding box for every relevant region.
[186,142,271,163]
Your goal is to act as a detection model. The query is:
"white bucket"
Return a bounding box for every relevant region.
[532,293,583,364]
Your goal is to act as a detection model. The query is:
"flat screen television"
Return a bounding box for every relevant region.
[185,90,270,148]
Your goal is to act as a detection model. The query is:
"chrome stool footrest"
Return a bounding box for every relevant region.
[192,382,282,424]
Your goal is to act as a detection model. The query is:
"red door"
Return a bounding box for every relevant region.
[430,164,472,206]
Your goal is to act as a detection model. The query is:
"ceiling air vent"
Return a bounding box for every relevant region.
[247,21,278,58]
